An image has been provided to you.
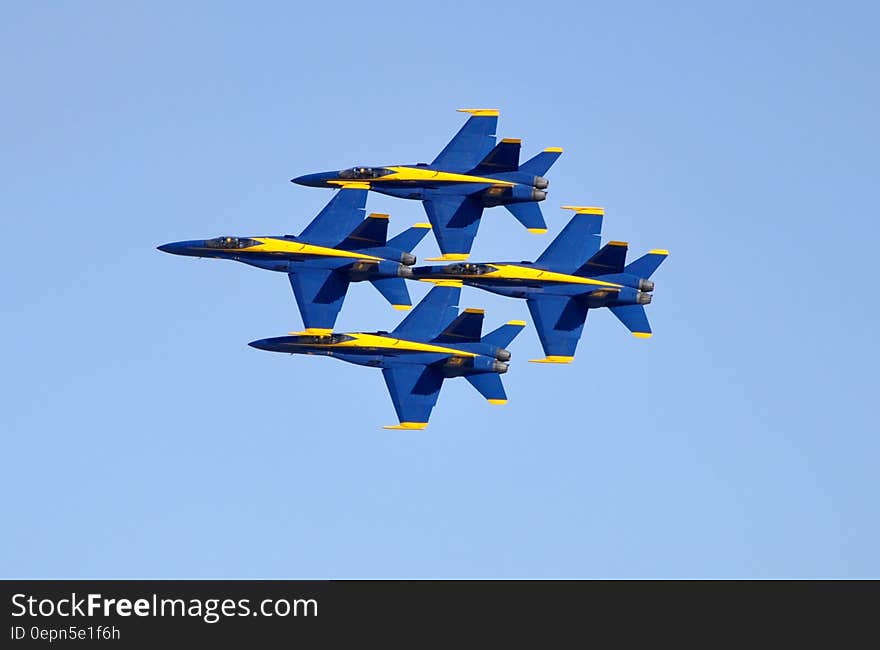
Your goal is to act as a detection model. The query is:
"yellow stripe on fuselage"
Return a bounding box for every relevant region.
[295,333,478,357]
[244,238,385,261]
[328,166,515,187]
[461,264,623,288]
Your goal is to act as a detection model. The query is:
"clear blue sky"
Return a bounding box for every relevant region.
[2,1,877,578]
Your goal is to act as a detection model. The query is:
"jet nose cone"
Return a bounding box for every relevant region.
[157,242,183,254]
[248,339,272,351]
[291,172,332,187]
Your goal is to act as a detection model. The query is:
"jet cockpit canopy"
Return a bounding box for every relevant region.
[338,167,393,180]
[205,236,260,249]
[446,263,497,276]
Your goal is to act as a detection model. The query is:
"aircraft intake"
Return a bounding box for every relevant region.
[533,176,549,189]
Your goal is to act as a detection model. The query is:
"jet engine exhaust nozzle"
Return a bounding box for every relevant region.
[398,265,414,278]
[639,279,655,292]
[531,189,547,202]
[637,292,653,305]
[493,361,509,374]
[495,348,511,362]
[401,253,417,266]
[533,176,549,190]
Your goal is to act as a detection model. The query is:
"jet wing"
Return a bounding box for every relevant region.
[298,187,368,248]
[431,109,498,172]
[422,194,485,259]
[391,285,460,340]
[382,365,445,429]
[288,268,351,331]
[526,295,589,363]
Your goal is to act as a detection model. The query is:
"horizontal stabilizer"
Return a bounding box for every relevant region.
[465,373,507,404]
[370,277,412,311]
[518,147,562,176]
[504,202,547,232]
[298,188,368,248]
[470,138,521,174]
[435,308,484,343]
[576,240,628,276]
[481,320,526,348]
[336,213,388,250]
[432,110,498,172]
[387,222,432,254]
[609,304,652,338]
[624,249,669,278]
[392,285,460,339]
[535,206,604,273]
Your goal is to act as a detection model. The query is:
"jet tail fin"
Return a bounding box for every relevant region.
[504,202,547,233]
[370,277,412,311]
[465,374,508,404]
[469,138,521,174]
[386,222,432,254]
[336,213,389,249]
[435,308,484,343]
[609,304,653,338]
[481,320,526,349]
[518,147,562,176]
[576,240,628,276]
[624,249,669,278]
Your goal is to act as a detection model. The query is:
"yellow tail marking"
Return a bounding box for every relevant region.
[648,249,669,255]
[632,332,653,339]
[391,304,412,311]
[426,253,469,261]
[544,146,563,153]
[506,320,527,326]
[528,228,548,234]
[464,308,485,314]
[383,422,429,430]
[457,108,499,116]
[368,213,389,220]
[608,240,628,247]
[529,356,575,364]
[561,205,604,215]
[487,399,508,405]
[501,138,522,144]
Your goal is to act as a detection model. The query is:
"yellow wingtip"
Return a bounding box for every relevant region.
[648,249,669,256]
[487,399,508,405]
[391,304,412,311]
[383,422,429,430]
[529,356,575,364]
[543,146,563,153]
[425,254,469,261]
[412,222,432,229]
[457,108,500,117]
[632,332,653,339]
[506,320,527,326]
[561,205,604,215]
[527,228,548,234]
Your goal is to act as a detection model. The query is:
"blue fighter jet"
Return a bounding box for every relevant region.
[291,109,562,261]
[409,206,668,364]
[249,285,526,429]
[158,187,430,332]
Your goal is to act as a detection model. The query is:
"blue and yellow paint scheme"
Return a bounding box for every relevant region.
[291,109,562,261]
[158,187,431,331]
[249,285,526,429]
[410,206,668,363]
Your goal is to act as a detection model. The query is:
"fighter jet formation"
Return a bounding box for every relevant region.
[159,109,668,428]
